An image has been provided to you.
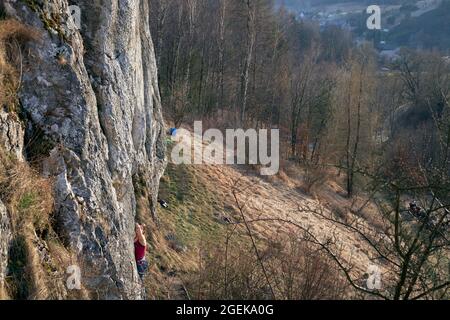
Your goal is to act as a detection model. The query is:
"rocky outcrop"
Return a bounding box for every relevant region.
[2,0,166,299]
[0,107,23,297]
[0,200,11,297]
[0,110,24,161]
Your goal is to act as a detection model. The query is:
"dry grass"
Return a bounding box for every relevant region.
[139,161,237,299]
[183,233,349,300]
[0,154,84,299]
[0,19,68,300]
[0,148,53,233]
[0,19,40,111]
[0,147,77,299]
[145,129,382,299]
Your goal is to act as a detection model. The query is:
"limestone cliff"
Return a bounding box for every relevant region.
[1,0,166,299]
[0,200,11,298]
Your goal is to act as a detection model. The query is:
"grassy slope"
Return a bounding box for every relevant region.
[143,161,242,299]
[158,163,227,250]
[144,135,379,298]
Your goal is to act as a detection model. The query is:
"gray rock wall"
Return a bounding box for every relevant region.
[0,200,11,297]
[2,0,166,299]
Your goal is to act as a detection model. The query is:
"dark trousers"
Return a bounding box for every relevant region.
[136,259,149,279]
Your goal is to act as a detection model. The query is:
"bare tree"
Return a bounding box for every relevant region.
[238,0,257,124]
[261,167,450,300]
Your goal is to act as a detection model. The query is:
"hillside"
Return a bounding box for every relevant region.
[143,129,382,299]
[275,0,450,51]
[387,0,450,50]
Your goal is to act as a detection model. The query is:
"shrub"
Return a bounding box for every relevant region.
[183,233,348,300]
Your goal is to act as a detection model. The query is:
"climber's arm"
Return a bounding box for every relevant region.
[136,224,147,247]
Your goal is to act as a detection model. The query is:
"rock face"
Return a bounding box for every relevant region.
[3,0,166,299]
[0,200,11,296]
[0,108,23,297]
[0,110,24,161]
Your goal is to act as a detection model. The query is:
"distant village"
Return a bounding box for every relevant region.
[280,0,442,26]
[277,0,446,63]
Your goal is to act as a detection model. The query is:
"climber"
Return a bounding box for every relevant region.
[134,223,149,279]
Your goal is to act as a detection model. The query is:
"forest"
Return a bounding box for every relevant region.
[149,0,449,184]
